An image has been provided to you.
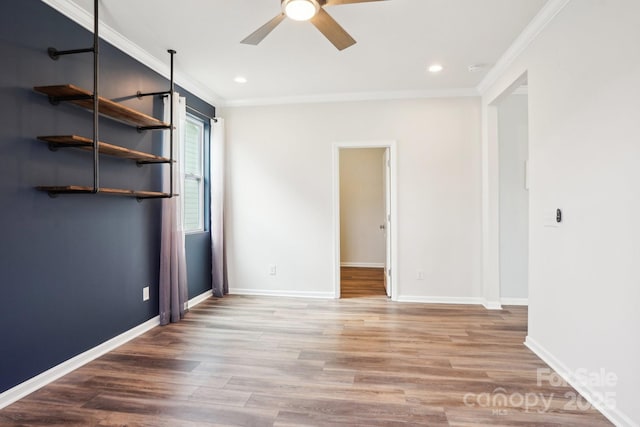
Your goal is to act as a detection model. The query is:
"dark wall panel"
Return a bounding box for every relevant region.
[0,0,213,393]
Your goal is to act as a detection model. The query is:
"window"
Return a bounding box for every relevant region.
[183,114,205,232]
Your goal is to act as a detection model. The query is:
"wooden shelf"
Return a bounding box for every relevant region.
[33,84,170,129]
[37,186,170,199]
[37,135,170,164]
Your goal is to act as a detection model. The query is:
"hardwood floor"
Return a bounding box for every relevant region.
[340,267,387,299]
[0,268,611,426]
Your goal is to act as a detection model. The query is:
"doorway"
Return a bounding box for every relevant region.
[332,141,398,300]
[486,71,531,308]
[339,147,386,298]
[496,86,530,306]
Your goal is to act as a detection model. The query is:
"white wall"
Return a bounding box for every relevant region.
[498,94,529,300]
[222,97,482,300]
[340,148,386,267]
[482,1,640,424]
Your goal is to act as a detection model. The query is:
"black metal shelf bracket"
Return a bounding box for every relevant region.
[136,90,171,99]
[48,47,94,60]
[136,159,172,166]
[136,193,176,202]
[137,124,172,132]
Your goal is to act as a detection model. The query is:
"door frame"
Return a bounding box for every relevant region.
[332,140,399,301]
[482,71,529,309]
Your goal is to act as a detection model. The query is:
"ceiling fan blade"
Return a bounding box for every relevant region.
[241,13,286,45]
[325,0,387,5]
[310,8,356,51]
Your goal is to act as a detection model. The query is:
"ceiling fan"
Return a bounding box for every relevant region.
[241,0,386,51]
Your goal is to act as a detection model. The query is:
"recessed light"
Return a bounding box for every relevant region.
[234,76,247,84]
[428,64,443,73]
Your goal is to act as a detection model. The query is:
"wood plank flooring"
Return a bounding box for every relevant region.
[0,268,611,426]
[340,267,387,299]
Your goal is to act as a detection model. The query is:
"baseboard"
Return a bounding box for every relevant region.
[0,315,160,410]
[229,288,334,299]
[396,295,485,305]
[340,262,385,268]
[396,296,504,310]
[188,289,213,308]
[483,300,503,310]
[525,336,637,427]
[500,297,529,306]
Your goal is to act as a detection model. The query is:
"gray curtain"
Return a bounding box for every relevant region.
[211,118,228,297]
[160,94,188,324]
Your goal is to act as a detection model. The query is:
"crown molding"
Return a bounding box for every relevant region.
[476,0,572,95]
[223,87,479,107]
[512,85,528,96]
[40,0,223,107]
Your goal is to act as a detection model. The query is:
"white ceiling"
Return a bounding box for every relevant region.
[64,0,547,106]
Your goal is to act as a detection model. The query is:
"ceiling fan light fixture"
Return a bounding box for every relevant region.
[428,64,444,73]
[283,0,319,21]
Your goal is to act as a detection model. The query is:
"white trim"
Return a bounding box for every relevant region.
[0,315,160,410]
[483,300,503,310]
[188,289,213,308]
[525,336,638,427]
[183,114,206,233]
[396,296,502,310]
[332,141,399,301]
[512,86,529,96]
[228,289,334,299]
[224,88,478,107]
[481,70,529,312]
[396,296,485,305]
[340,262,385,268]
[500,297,529,306]
[477,0,572,94]
[40,0,222,107]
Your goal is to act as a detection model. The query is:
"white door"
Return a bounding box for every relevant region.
[383,148,392,297]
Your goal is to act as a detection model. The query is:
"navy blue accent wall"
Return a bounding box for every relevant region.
[0,1,213,393]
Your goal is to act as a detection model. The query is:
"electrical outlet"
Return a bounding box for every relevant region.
[269,264,277,276]
[416,270,424,280]
[143,286,150,301]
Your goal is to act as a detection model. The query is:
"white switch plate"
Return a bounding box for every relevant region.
[269,264,277,276]
[143,286,150,301]
[416,270,424,280]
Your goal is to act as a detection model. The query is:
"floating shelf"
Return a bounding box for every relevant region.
[33,84,170,129]
[37,135,170,164]
[37,186,170,199]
